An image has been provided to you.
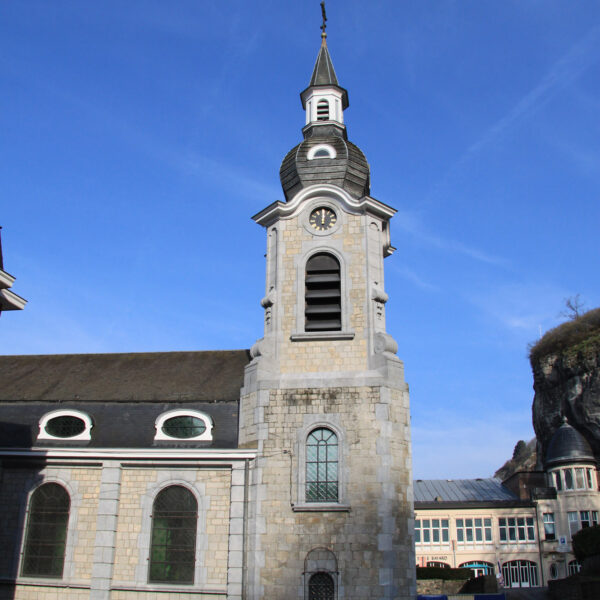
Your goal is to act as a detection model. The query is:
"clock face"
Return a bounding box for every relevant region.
[309,207,337,231]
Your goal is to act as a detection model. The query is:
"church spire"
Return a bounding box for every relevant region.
[300,3,349,128]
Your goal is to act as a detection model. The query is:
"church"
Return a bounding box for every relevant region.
[0,22,416,600]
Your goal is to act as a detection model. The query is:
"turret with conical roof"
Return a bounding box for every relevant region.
[545,417,595,469]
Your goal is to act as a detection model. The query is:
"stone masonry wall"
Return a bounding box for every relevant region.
[277,211,369,373]
[112,467,231,591]
[243,384,414,599]
[0,465,101,582]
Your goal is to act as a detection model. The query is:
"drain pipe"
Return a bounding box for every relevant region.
[242,458,249,600]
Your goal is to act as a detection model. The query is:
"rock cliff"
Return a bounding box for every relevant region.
[529,308,600,467]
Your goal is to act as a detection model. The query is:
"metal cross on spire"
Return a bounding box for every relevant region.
[320,1,327,38]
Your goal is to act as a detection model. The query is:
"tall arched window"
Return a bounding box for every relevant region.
[316,99,329,121]
[149,485,198,584]
[306,428,338,502]
[22,483,70,578]
[305,253,341,332]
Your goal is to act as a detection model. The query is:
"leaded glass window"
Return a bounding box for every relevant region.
[308,571,334,600]
[22,483,70,578]
[162,416,206,439]
[306,428,338,503]
[149,485,197,584]
[45,416,86,438]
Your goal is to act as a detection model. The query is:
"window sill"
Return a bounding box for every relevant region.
[292,503,351,512]
[290,332,354,342]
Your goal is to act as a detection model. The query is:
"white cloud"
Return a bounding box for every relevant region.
[463,282,568,334]
[394,209,508,267]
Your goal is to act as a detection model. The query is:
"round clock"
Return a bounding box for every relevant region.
[309,207,337,231]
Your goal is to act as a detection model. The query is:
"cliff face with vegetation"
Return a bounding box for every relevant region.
[529,308,600,465]
[494,438,537,481]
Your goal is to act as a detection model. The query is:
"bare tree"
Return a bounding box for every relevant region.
[561,294,586,320]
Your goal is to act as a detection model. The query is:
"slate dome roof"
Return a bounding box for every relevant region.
[545,419,595,468]
[279,131,370,202]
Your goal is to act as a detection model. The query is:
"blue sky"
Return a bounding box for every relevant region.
[2,1,599,478]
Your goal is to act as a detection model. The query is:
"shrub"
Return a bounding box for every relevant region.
[416,566,473,580]
[529,307,600,363]
[572,525,600,562]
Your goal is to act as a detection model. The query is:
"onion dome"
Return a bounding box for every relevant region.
[280,134,370,201]
[545,417,595,468]
[280,33,370,201]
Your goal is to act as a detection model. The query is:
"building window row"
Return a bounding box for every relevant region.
[414,519,449,544]
[415,515,534,545]
[36,409,214,442]
[551,467,596,491]
[568,510,598,538]
[498,516,535,543]
[456,517,492,543]
[418,559,540,589]
[22,482,200,585]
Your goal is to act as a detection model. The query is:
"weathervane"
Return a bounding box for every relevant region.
[320,1,327,38]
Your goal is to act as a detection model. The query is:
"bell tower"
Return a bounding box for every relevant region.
[240,12,415,600]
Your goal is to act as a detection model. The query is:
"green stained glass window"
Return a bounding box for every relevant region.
[22,483,70,578]
[306,428,338,503]
[149,485,197,584]
[162,416,206,439]
[45,416,86,438]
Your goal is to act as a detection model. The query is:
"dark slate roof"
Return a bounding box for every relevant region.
[0,350,250,449]
[309,39,340,87]
[414,478,519,503]
[545,419,595,468]
[0,351,249,402]
[302,39,349,110]
[0,401,240,449]
[280,133,370,201]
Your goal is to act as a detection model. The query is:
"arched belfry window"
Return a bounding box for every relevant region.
[305,253,341,332]
[316,99,329,121]
[149,485,198,584]
[306,428,338,502]
[22,483,70,578]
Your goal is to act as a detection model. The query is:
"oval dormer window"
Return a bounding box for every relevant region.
[38,410,92,441]
[307,144,336,160]
[155,410,213,442]
[46,416,86,438]
[163,416,206,439]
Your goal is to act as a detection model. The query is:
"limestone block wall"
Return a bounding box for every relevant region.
[0,458,246,600]
[0,464,101,584]
[243,384,415,600]
[276,211,371,374]
[112,467,232,591]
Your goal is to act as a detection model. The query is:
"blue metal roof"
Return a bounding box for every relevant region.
[413,478,518,503]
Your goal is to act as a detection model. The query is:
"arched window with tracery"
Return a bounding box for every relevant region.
[305,253,341,332]
[149,485,198,584]
[22,482,70,578]
[306,427,338,503]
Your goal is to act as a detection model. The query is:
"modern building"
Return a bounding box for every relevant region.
[0,228,27,314]
[414,419,599,588]
[0,27,415,600]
